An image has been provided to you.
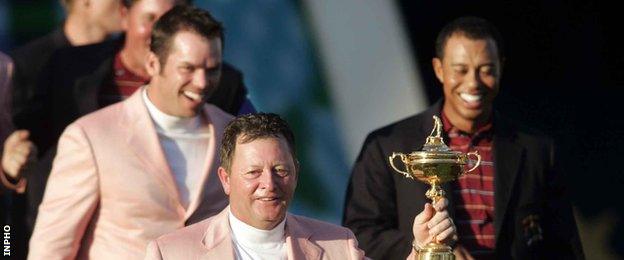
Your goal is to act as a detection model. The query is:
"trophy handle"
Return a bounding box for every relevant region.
[388,153,412,178]
[465,151,481,173]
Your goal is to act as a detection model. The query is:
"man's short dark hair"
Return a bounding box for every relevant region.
[150,5,223,66]
[220,113,297,172]
[435,16,504,60]
[122,0,191,8]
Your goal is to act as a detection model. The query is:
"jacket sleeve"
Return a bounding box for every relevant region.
[144,241,164,260]
[542,139,585,259]
[28,123,100,260]
[342,133,412,259]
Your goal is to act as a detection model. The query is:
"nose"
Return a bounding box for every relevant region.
[258,169,278,191]
[192,69,207,90]
[465,69,481,90]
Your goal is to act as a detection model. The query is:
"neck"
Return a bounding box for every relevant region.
[64,14,107,46]
[119,48,149,78]
[229,210,285,236]
[443,107,492,134]
[143,88,203,131]
[230,210,282,231]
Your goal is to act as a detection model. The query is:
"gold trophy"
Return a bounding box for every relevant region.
[388,116,481,260]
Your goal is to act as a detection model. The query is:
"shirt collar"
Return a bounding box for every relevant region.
[440,110,494,141]
[228,208,286,247]
[142,87,203,134]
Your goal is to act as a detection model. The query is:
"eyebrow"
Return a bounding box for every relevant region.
[245,161,290,169]
[178,61,197,67]
[450,62,496,67]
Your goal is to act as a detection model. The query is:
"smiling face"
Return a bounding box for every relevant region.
[218,136,298,230]
[146,31,222,117]
[433,33,501,132]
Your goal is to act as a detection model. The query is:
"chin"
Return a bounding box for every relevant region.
[257,209,286,222]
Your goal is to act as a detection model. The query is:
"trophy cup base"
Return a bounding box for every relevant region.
[417,242,454,260]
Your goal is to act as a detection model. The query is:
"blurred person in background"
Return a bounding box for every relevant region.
[3,2,122,258]
[2,2,124,252]
[11,0,123,125]
[28,5,234,259]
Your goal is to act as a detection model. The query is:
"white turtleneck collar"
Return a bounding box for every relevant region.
[228,209,287,260]
[142,87,206,135]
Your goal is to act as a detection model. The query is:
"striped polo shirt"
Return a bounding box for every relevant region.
[441,112,495,259]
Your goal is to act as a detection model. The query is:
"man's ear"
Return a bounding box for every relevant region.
[217,167,231,195]
[294,159,300,180]
[146,52,160,77]
[120,5,129,31]
[292,159,300,190]
[432,57,444,84]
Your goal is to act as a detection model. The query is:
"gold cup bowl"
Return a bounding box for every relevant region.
[389,150,481,202]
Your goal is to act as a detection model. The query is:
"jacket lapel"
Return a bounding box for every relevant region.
[285,214,322,260]
[184,105,228,220]
[492,117,524,244]
[202,208,235,260]
[122,90,185,218]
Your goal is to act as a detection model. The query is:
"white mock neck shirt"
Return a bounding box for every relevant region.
[228,209,287,260]
[142,89,211,209]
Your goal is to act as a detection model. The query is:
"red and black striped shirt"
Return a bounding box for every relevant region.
[441,112,495,259]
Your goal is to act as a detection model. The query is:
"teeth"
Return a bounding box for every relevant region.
[183,91,203,101]
[460,93,481,102]
[259,198,277,201]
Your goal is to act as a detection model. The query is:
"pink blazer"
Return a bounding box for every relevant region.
[28,89,232,259]
[145,207,368,260]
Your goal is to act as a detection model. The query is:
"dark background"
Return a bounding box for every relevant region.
[397,0,624,257]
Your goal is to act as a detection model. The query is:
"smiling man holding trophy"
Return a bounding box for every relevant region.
[343,16,584,259]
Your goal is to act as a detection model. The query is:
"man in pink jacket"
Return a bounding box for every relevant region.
[145,113,457,260]
[28,5,231,259]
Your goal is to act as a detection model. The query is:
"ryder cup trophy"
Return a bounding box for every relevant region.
[389,115,481,260]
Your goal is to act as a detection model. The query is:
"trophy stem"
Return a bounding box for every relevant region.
[420,181,455,259]
[425,180,445,204]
